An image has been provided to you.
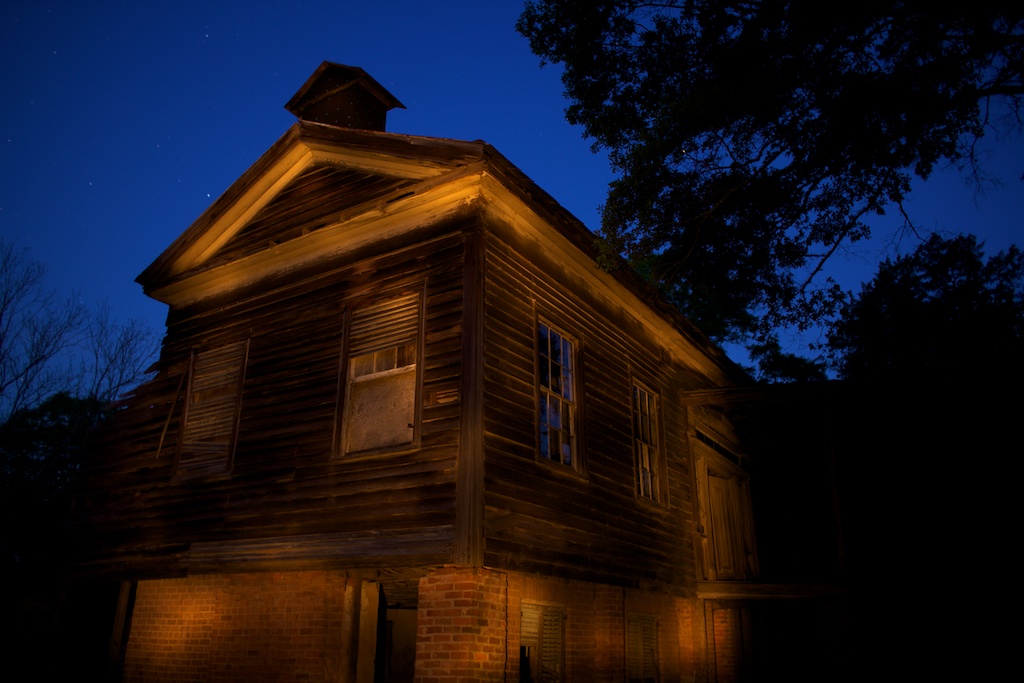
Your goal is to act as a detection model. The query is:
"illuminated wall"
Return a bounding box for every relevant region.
[124,571,349,683]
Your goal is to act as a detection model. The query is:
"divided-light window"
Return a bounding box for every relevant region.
[538,322,577,468]
[632,383,663,503]
[342,293,421,455]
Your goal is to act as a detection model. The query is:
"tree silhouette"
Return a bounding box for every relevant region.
[517,2,1023,346]
[0,239,157,660]
[1,239,157,420]
[828,233,1024,384]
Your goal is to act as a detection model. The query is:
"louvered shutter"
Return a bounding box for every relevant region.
[521,603,564,683]
[540,608,563,681]
[628,615,659,683]
[178,339,248,475]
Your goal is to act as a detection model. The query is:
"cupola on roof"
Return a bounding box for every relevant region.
[285,62,406,131]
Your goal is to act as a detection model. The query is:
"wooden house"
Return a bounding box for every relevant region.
[64,63,849,683]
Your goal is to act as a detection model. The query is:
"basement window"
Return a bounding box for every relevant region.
[341,293,421,455]
[627,614,660,683]
[520,602,564,683]
[177,339,248,477]
[537,322,578,468]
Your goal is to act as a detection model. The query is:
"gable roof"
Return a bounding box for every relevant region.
[138,115,747,387]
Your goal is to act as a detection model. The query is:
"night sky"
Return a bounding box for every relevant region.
[2,1,1021,359]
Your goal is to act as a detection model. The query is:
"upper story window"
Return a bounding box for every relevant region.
[537,321,578,468]
[341,292,421,455]
[177,339,248,477]
[632,383,665,504]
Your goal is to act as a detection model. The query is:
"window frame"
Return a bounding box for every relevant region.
[175,338,249,479]
[631,380,667,505]
[337,290,424,458]
[535,318,583,473]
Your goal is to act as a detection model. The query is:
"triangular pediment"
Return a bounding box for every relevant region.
[206,164,417,269]
[138,122,490,303]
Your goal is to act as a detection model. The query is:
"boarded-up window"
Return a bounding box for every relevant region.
[708,473,745,578]
[632,383,662,502]
[694,431,758,581]
[627,614,659,683]
[520,602,564,682]
[177,340,248,477]
[342,293,421,454]
[538,322,577,468]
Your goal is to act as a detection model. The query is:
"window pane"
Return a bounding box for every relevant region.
[350,352,376,378]
[539,358,551,389]
[397,341,416,368]
[550,367,562,395]
[375,346,397,373]
[549,397,562,430]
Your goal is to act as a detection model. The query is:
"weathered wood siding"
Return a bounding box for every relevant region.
[480,218,711,593]
[207,165,416,268]
[72,221,470,576]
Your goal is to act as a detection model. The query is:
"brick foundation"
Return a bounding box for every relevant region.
[121,567,714,682]
[504,572,698,682]
[124,571,352,683]
[414,566,508,682]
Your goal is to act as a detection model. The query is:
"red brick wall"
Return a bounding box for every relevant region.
[712,606,740,683]
[414,566,508,682]
[124,571,345,683]
[502,571,698,683]
[123,567,707,682]
[674,597,700,682]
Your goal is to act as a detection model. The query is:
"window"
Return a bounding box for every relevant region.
[520,602,564,682]
[693,431,758,581]
[177,339,248,477]
[342,293,421,454]
[627,614,659,683]
[538,322,577,467]
[632,383,663,503]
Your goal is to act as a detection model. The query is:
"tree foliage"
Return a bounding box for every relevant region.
[517,1,1023,343]
[0,238,158,572]
[827,233,1024,382]
[0,392,106,568]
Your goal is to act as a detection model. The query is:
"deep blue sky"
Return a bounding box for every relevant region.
[2,1,1021,359]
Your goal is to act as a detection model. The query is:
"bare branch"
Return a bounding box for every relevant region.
[0,239,157,421]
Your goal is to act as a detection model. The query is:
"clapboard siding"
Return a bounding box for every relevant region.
[481,222,700,592]
[209,164,415,267]
[72,222,471,575]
